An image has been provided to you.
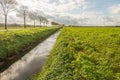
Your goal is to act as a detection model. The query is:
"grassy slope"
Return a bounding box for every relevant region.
[0,27,59,59]
[34,27,120,80]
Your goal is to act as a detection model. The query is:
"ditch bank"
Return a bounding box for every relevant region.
[0,31,60,80]
[0,28,60,72]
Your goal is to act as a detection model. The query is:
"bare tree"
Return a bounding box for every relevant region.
[0,0,17,30]
[37,14,43,27]
[45,18,49,27]
[28,11,37,28]
[17,5,28,28]
[42,17,49,27]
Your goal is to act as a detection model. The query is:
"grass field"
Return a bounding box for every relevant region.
[0,27,59,59]
[34,27,120,80]
[0,26,50,31]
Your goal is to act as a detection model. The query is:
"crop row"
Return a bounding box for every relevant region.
[34,27,120,80]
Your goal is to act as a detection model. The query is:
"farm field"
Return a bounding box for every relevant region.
[0,27,59,60]
[34,27,120,80]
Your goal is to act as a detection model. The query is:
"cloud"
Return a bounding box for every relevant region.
[104,16,120,25]
[45,11,102,26]
[109,4,120,14]
[16,0,88,25]
[0,0,120,26]
[32,0,87,14]
[55,0,86,12]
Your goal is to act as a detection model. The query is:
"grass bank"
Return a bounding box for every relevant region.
[0,27,59,72]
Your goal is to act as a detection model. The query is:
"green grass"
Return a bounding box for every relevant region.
[34,27,120,80]
[0,26,52,30]
[0,26,27,30]
[0,27,59,59]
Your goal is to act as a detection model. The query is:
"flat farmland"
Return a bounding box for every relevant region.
[34,27,120,80]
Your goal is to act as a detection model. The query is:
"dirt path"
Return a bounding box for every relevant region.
[0,31,60,80]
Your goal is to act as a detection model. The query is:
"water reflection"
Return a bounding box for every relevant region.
[0,31,60,80]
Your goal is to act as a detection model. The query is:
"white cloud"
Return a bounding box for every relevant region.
[32,0,87,14]
[109,4,120,14]
[55,0,86,12]
[0,0,120,26]
[15,0,88,25]
[45,11,101,26]
[44,11,119,26]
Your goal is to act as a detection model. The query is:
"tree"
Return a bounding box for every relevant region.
[28,11,37,28]
[37,14,43,27]
[0,0,17,30]
[17,5,28,28]
[51,21,59,25]
[45,18,49,27]
[42,17,49,27]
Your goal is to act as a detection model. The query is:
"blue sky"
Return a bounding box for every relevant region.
[68,0,120,15]
[0,0,120,26]
[86,0,120,14]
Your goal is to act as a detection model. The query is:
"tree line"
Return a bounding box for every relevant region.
[0,0,50,30]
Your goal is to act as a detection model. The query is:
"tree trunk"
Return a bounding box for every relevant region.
[24,15,26,28]
[5,15,7,30]
[34,19,35,28]
[24,11,26,28]
[39,20,41,27]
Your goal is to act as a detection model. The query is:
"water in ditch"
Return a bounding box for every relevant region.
[0,31,60,80]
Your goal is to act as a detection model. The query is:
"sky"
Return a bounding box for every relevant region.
[0,0,120,26]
